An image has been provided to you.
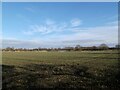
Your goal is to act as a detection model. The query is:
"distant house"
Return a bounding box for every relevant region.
[75,45,81,51]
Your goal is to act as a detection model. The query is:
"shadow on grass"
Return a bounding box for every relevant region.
[2,64,120,90]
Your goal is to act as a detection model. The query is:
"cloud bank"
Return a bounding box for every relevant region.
[2,19,118,48]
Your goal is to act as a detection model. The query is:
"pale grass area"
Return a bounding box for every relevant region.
[2,50,118,69]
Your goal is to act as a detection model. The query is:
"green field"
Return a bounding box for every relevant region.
[2,50,120,89]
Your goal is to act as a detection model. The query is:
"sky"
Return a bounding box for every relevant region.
[2,2,118,48]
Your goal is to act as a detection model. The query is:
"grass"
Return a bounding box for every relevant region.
[2,50,120,89]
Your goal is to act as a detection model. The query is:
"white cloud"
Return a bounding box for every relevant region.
[23,30,34,35]
[46,19,55,25]
[39,21,118,47]
[23,18,83,35]
[54,25,118,46]
[2,38,45,48]
[106,21,118,26]
[5,19,118,48]
[25,7,35,13]
[23,19,69,35]
[70,18,82,27]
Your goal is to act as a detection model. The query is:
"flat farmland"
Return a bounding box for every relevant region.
[2,50,120,89]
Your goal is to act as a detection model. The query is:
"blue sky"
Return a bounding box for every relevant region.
[2,2,118,48]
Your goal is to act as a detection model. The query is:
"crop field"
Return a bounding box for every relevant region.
[2,50,120,89]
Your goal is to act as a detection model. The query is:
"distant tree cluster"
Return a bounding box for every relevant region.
[2,43,119,52]
[115,45,120,49]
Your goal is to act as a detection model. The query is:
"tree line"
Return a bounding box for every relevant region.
[2,44,120,51]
